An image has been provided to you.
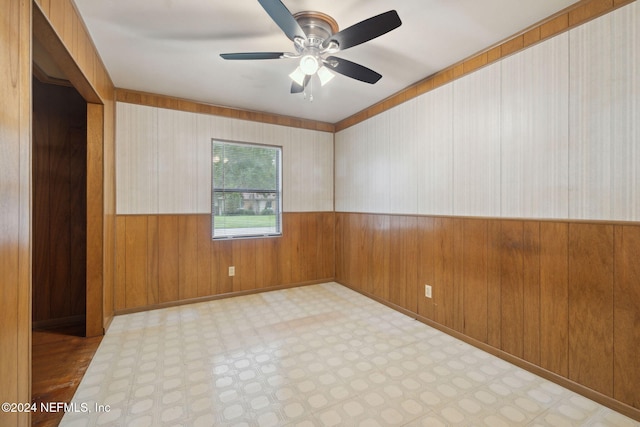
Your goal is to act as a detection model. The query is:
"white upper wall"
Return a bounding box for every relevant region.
[336,1,639,222]
[116,104,334,214]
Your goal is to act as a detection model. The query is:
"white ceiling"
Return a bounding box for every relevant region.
[73,0,578,124]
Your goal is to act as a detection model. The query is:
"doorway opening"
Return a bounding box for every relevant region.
[32,76,88,337]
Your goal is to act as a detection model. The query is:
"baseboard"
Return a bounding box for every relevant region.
[113,278,335,316]
[336,280,640,422]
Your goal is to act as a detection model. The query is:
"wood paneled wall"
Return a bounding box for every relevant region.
[115,212,334,311]
[336,212,640,418]
[34,0,117,332]
[0,1,32,426]
[1,1,115,423]
[32,78,87,324]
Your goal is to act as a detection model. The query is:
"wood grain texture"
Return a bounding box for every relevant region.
[499,221,525,358]
[158,215,179,303]
[178,215,199,298]
[388,216,418,312]
[32,326,102,427]
[35,0,118,336]
[115,212,334,310]
[540,222,569,377]
[334,212,640,417]
[462,219,489,343]
[32,79,87,324]
[486,219,502,349]
[233,239,257,292]
[114,216,127,311]
[523,221,541,365]
[0,1,32,425]
[433,218,456,329]
[369,214,390,300]
[196,215,212,297]
[417,217,436,321]
[32,5,101,105]
[146,216,159,305]
[124,216,148,309]
[613,225,640,408]
[86,103,104,337]
[35,0,115,102]
[568,223,614,397]
[1,2,114,423]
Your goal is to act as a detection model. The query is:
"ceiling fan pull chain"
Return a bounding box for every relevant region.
[304,78,314,102]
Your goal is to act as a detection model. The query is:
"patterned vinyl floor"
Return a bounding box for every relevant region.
[60,283,639,426]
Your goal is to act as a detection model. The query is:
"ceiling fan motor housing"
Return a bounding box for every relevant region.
[293,11,339,48]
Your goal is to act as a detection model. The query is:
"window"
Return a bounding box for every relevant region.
[211,140,282,239]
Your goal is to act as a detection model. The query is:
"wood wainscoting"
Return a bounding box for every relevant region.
[335,212,640,420]
[115,212,335,312]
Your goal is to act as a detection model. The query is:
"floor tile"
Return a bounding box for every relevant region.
[59,283,639,427]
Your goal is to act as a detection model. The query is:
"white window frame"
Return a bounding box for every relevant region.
[211,139,282,239]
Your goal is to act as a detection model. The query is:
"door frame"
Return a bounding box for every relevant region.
[33,6,104,337]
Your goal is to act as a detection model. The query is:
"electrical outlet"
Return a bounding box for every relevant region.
[229,266,235,276]
[425,284,432,299]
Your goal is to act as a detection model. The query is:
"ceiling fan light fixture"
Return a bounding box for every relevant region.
[299,54,319,75]
[289,67,306,86]
[317,66,335,86]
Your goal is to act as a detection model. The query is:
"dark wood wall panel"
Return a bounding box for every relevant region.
[499,220,525,358]
[147,216,159,305]
[614,225,640,408]
[32,79,87,324]
[539,222,569,377]
[523,222,541,366]
[369,214,390,300]
[434,218,456,329]
[613,226,640,408]
[179,216,199,299]
[486,220,502,349]
[158,215,180,303]
[568,223,614,397]
[124,216,148,309]
[417,217,436,321]
[115,212,334,310]
[388,216,418,312]
[335,212,640,416]
[196,216,212,297]
[462,219,489,343]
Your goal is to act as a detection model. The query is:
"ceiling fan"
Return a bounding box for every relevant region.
[220,0,402,96]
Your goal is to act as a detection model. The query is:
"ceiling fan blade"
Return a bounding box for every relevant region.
[326,56,382,84]
[257,0,307,42]
[220,52,284,60]
[290,75,311,94]
[323,10,401,51]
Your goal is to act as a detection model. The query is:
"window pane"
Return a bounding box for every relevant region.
[212,141,281,239]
